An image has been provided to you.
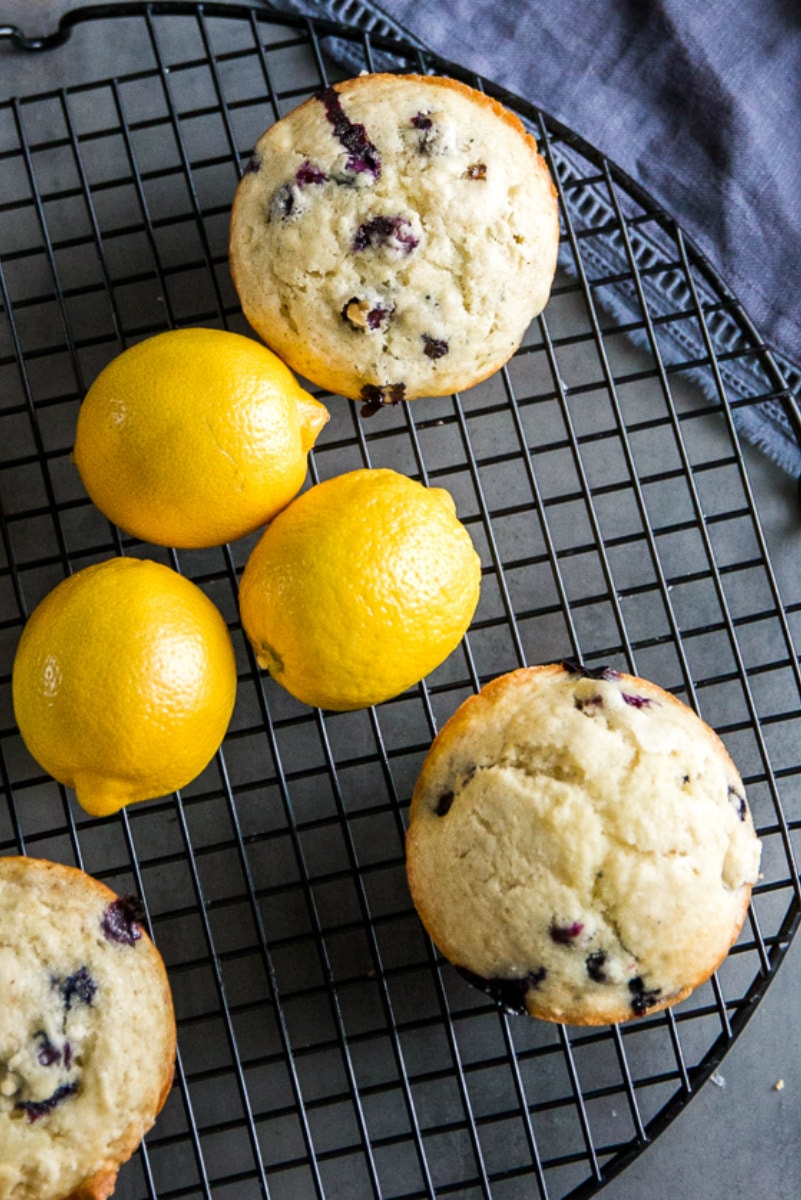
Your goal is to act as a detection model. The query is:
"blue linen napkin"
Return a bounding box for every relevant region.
[268,0,801,476]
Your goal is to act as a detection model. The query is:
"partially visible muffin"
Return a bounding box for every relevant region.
[229,72,559,410]
[0,856,176,1199]
[406,663,761,1025]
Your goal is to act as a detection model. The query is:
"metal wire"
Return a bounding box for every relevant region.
[0,5,799,1199]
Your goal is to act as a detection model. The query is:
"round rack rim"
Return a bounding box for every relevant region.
[0,4,798,1199]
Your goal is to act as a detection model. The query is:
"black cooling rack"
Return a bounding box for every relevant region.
[1,4,799,1198]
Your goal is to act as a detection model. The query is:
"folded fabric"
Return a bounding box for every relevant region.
[267,0,801,476]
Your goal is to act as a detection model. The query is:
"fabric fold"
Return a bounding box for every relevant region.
[266,0,801,475]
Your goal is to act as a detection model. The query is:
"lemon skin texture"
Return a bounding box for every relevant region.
[12,557,237,817]
[238,467,482,711]
[73,327,329,549]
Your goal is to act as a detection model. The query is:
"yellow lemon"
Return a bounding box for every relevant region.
[73,327,329,549]
[12,557,237,817]
[238,468,481,711]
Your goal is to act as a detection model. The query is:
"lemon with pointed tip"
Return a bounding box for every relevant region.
[238,468,482,711]
[12,557,237,817]
[73,327,329,549]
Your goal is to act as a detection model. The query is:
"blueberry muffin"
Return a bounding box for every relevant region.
[0,857,176,1199]
[229,73,559,411]
[406,663,762,1025]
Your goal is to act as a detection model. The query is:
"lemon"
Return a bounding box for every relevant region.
[73,327,329,549]
[12,557,237,817]
[238,468,481,711]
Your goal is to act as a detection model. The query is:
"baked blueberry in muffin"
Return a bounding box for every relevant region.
[406,664,761,1025]
[230,73,559,409]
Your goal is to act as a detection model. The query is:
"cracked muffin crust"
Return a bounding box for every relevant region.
[0,857,176,1200]
[229,73,559,410]
[406,664,761,1025]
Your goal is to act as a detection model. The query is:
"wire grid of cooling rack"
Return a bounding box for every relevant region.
[0,4,799,1198]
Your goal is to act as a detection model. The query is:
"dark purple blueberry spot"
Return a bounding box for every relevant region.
[243,154,261,175]
[563,662,618,681]
[463,162,487,181]
[628,975,661,1016]
[561,659,621,681]
[347,156,377,176]
[295,160,327,188]
[268,182,296,222]
[360,382,407,417]
[435,791,454,817]
[367,306,392,330]
[412,116,439,154]
[318,86,381,178]
[575,694,603,713]
[16,1082,78,1123]
[682,774,691,785]
[622,692,654,709]
[728,784,747,821]
[422,334,449,360]
[36,1033,61,1068]
[586,950,608,983]
[456,966,547,1015]
[58,966,96,1010]
[352,214,418,255]
[63,1041,72,1070]
[549,920,585,946]
[341,297,394,332]
[101,895,145,946]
